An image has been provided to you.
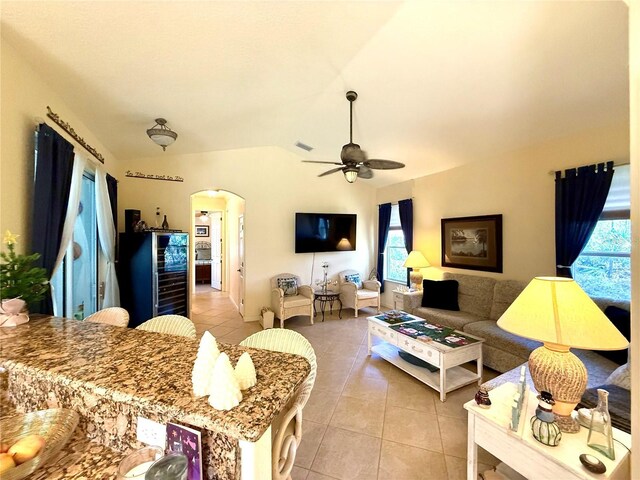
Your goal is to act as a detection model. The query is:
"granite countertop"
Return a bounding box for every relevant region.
[0,317,310,443]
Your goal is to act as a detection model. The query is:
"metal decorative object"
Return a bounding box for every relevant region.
[46,106,105,164]
[530,391,562,447]
[474,387,492,409]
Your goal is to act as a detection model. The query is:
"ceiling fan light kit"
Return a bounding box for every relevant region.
[303,90,405,183]
[147,118,178,151]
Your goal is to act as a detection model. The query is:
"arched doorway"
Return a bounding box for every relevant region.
[190,189,246,317]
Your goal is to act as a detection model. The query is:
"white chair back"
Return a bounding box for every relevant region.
[84,307,129,327]
[136,315,197,338]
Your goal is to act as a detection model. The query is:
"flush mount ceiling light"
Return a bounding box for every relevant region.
[146,118,178,151]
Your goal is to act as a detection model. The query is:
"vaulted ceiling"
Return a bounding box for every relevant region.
[1,1,629,186]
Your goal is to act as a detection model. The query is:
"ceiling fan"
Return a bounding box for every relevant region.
[303,90,405,183]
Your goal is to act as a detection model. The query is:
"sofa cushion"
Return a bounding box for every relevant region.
[463,320,542,360]
[413,307,481,331]
[283,294,311,308]
[277,277,298,296]
[593,306,630,365]
[357,290,378,300]
[442,272,496,318]
[489,280,527,320]
[421,279,459,311]
[606,362,630,390]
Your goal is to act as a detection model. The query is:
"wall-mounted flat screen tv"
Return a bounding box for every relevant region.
[295,213,357,253]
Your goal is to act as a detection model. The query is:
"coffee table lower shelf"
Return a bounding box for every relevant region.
[372,342,480,398]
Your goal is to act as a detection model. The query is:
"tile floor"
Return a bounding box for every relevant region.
[191,286,500,480]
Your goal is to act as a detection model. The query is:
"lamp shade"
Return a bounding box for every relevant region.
[336,238,353,250]
[343,167,358,183]
[497,277,628,350]
[403,251,430,269]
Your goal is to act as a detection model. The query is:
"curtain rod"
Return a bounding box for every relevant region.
[548,160,629,176]
[42,106,106,164]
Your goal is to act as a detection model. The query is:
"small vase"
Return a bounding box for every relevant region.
[162,215,169,229]
[0,298,30,327]
[587,388,615,460]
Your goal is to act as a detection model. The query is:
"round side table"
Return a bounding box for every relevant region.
[313,290,342,322]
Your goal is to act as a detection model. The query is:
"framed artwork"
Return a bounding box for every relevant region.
[195,225,209,237]
[441,214,503,273]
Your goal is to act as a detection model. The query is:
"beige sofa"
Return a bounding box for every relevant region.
[403,272,628,385]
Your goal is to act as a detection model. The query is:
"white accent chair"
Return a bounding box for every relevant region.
[240,329,317,480]
[84,307,130,327]
[338,269,381,317]
[271,273,314,329]
[135,314,197,339]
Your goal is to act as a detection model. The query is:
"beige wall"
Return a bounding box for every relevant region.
[0,40,120,251]
[377,122,629,306]
[119,147,376,320]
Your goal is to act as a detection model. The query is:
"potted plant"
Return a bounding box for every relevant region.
[0,231,49,318]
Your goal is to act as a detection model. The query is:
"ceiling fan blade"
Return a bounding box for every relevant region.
[318,167,345,177]
[363,159,405,170]
[303,160,343,165]
[358,165,374,179]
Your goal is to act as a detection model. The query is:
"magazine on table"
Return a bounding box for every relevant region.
[374,310,415,325]
[390,320,479,348]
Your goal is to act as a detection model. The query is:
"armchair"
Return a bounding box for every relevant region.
[338,269,381,317]
[271,273,314,329]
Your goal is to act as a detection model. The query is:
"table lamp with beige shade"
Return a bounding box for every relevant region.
[497,277,628,433]
[402,251,430,290]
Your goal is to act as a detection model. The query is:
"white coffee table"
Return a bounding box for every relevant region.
[367,312,484,401]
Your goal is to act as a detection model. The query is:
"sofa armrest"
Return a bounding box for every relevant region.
[271,287,284,311]
[340,282,357,294]
[363,279,381,292]
[298,285,314,299]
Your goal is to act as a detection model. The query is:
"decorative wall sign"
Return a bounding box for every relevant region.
[441,214,503,273]
[125,170,184,182]
[46,106,105,164]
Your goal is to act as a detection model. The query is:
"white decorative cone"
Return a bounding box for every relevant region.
[208,353,243,410]
[234,352,257,390]
[192,331,221,397]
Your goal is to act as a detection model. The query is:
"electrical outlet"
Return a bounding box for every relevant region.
[136,416,166,447]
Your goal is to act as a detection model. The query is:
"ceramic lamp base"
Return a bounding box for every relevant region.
[409,270,423,290]
[528,343,587,433]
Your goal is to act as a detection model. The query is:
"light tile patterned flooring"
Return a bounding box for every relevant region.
[191,286,500,480]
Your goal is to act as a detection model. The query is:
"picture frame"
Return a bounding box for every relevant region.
[441,214,503,273]
[195,225,209,237]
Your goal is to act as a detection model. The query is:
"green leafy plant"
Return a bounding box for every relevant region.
[0,231,49,305]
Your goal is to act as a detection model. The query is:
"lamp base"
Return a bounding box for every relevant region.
[528,343,587,433]
[410,270,423,290]
[554,412,581,433]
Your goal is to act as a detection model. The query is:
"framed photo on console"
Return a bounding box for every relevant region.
[195,225,209,237]
[441,214,503,273]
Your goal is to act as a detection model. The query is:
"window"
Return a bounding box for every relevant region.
[384,204,408,283]
[51,171,99,318]
[573,165,630,301]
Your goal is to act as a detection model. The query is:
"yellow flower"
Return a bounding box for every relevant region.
[3,230,19,246]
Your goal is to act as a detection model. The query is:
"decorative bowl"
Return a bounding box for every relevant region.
[0,409,79,480]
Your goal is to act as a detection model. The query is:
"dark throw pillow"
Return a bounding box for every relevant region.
[421,279,460,311]
[594,306,630,365]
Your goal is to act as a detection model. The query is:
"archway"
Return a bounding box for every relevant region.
[190,189,246,317]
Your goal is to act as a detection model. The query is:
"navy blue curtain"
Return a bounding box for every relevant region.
[377,203,392,293]
[398,199,414,286]
[106,174,118,230]
[555,161,614,277]
[31,124,75,314]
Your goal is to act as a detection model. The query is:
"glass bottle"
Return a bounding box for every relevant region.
[156,207,161,227]
[162,215,169,230]
[587,388,615,460]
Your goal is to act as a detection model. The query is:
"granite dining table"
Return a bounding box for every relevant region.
[0,316,310,479]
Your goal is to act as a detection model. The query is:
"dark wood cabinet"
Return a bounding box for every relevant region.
[196,263,212,284]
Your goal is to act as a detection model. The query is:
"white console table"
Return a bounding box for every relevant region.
[464,383,631,480]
